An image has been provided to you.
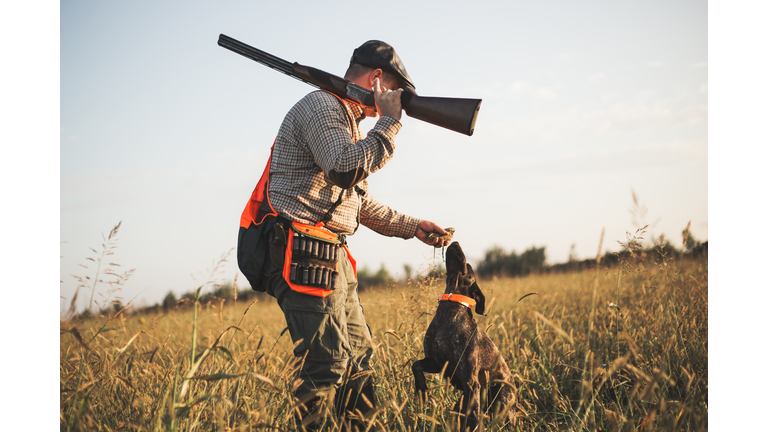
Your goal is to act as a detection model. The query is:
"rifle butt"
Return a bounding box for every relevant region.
[401,90,482,136]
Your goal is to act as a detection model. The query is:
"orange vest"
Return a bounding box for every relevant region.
[239,144,278,231]
[238,144,356,298]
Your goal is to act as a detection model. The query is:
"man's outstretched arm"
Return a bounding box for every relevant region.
[360,195,449,247]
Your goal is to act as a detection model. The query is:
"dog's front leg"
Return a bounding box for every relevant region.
[412,358,441,406]
[456,380,483,432]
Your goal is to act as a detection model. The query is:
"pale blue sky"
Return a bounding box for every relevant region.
[58,1,708,310]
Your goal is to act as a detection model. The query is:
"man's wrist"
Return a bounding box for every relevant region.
[403,217,420,239]
[374,115,402,140]
[378,114,401,126]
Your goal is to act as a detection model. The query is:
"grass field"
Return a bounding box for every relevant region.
[60,243,707,431]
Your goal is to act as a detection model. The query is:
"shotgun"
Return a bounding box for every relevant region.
[218,34,482,136]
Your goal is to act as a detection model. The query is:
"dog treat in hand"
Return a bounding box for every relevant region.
[427,227,455,243]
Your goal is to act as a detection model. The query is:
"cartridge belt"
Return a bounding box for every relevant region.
[280,221,351,298]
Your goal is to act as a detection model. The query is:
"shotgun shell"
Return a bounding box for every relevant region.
[323,244,330,261]
[330,271,338,290]
[299,238,307,256]
[293,235,300,255]
[320,267,328,288]
[308,266,316,286]
[310,241,318,259]
[315,266,323,286]
[290,263,297,282]
[301,266,309,285]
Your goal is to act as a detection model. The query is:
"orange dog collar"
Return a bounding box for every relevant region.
[438,293,476,309]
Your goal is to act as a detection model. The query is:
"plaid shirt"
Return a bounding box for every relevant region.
[267,90,419,239]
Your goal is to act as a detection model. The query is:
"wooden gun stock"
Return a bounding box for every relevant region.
[400,88,482,136]
[218,34,482,136]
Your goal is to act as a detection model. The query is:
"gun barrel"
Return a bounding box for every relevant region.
[218,34,482,136]
[218,34,319,89]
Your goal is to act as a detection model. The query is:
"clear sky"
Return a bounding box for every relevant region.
[58,1,708,311]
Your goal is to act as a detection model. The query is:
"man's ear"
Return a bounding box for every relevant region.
[471,282,486,315]
[368,68,384,89]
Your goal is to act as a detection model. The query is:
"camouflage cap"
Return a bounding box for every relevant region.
[350,40,415,90]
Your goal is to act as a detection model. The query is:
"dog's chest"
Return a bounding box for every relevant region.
[423,307,479,360]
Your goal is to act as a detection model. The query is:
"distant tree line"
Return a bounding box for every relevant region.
[98,230,706,318]
[475,245,547,278]
[127,282,272,317]
[356,265,395,291]
[159,282,269,311]
[548,231,707,274]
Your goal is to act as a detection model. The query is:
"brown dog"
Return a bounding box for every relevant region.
[412,242,517,430]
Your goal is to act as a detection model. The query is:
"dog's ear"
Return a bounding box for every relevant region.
[471,282,486,315]
[465,263,485,315]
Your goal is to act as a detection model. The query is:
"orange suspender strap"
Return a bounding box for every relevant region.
[240,142,278,229]
[438,293,476,309]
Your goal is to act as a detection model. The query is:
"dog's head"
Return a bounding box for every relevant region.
[445,241,486,315]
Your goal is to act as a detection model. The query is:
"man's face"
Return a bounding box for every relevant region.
[377,70,406,91]
[347,67,404,117]
[381,73,404,91]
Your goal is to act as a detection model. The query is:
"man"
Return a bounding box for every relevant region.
[238,40,449,429]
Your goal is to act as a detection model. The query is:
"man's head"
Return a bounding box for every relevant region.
[344,40,415,91]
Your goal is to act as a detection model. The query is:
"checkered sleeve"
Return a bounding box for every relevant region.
[359,193,419,239]
[306,93,401,187]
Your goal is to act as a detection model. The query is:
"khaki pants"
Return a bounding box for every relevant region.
[261,246,373,402]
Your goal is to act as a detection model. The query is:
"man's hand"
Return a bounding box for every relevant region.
[373,78,403,121]
[415,220,451,248]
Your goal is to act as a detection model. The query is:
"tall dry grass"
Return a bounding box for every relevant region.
[60,232,707,431]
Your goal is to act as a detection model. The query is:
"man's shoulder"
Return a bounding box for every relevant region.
[296,90,346,111]
[280,91,352,136]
